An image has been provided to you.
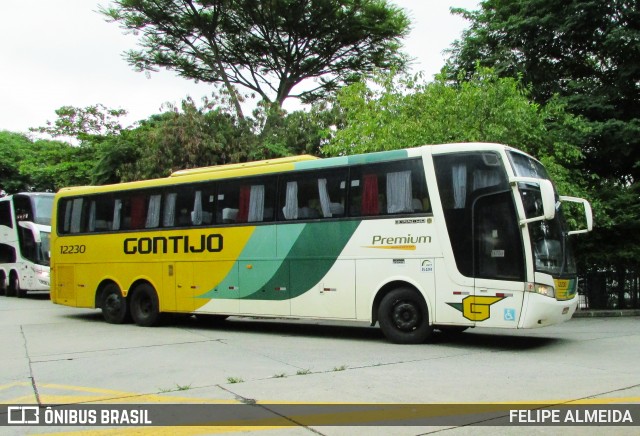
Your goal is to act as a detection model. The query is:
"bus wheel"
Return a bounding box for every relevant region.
[130,284,160,327]
[13,275,26,298]
[7,273,18,297]
[378,287,433,344]
[102,284,129,324]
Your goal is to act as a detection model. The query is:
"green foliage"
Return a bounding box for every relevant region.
[0,131,94,193]
[254,102,337,159]
[445,0,640,271]
[0,131,33,193]
[325,69,588,195]
[111,97,257,181]
[100,0,410,118]
[30,104,127,140]
[19,140,96,191]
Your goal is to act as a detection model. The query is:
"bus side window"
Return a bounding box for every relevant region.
[0,201,12,228]
[0,243,16,263]
[191,190,216,225]
[145,194,162,228]
[129,196,147,229]
[348,159,429,218]
[279,169,347,220]
[217,178,275,224]
[86,195,117,232]
[70,198,85,233]
[163,192,178,227]
[163,186,200,227]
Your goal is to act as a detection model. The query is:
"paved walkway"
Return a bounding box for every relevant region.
[573,309,640,318]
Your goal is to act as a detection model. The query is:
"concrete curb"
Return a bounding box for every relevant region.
[572,309,640,318]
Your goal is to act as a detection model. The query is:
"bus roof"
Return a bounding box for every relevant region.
[54,143,522,197]
[169,155,319,177]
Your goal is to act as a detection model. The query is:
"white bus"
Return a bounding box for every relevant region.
[50,143,592,343]
[0,192,53,297]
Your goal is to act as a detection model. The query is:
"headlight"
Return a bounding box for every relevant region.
[533,283,555,298]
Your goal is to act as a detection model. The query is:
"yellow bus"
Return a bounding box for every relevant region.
[50,143,592,343]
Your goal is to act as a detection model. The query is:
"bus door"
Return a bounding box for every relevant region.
[471,190,526,327]
[165,262,193,312]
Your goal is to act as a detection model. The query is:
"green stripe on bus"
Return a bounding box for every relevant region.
[293,149,408,171]
[240,220,360,300]
[197,221,360,301]
[197,224,304,299]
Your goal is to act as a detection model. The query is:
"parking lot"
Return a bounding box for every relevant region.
[1,294,639,434]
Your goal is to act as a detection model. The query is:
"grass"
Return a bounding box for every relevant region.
[159,383,192,393]
[227,376,244,384]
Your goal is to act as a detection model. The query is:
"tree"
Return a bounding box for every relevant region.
[324,69,588,197]
[0,131,95,193]
[19,139,96,191]
[31,104,127,140]
[444,0,640,295]
[100,0,410,119]
[0,131,33,193]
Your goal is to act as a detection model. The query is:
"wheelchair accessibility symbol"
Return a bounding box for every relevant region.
[504,308,516,321]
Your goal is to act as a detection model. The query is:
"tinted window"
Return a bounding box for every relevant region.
[0,201,12,228]
[434,152,522,279]
[218,177,276,224]
[279,169,348,220]
[348,159,430,217]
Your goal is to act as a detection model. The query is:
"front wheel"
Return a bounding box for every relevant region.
[101,283,129,324]
[378,287,433,344]
[130,283,160,327]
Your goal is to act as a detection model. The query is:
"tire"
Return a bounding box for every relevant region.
[378,287,433,344]
[101,283,129,324]
[6,273,18,297]
[130,283,160,327]
[0,275,7,296]
[14,276,26,298]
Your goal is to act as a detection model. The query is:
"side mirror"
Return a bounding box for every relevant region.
[509,177,556,225]
[560,196,593,235]
[18,221,42,243]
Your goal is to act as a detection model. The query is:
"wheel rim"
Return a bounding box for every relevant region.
[392,301,420,331]
[138,294,152,317]
[104,293,123,316]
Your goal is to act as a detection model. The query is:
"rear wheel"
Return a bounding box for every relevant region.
[101,283,129,324]
[378,287,433,344]
[14,276,26,298]
[130,283,160,327]
[6,273,18,297]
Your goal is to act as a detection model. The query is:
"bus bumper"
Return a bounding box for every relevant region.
[519,293,579,328]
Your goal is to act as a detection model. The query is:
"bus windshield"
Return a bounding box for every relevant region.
[37,231,51,266]
[32,195,54,225]
[508,151,577,276]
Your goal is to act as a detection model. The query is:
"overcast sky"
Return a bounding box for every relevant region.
[0,0,479,135]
